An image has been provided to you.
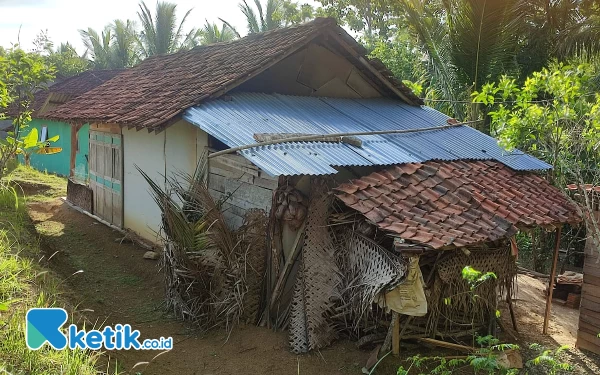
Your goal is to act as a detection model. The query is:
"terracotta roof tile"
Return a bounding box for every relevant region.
[10,70,123,118]
[46,18,421,129]
[334,160,581,249]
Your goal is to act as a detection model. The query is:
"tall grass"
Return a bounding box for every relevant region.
[0,180,103,374]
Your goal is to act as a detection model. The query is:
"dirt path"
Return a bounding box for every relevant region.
[28,198,386,374]
[25,196,600,374]
[495,274,600,374]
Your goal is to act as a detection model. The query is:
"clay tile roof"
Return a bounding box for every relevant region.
[45,18,421,130]
[334,160,581,250]
[29,70,124,117]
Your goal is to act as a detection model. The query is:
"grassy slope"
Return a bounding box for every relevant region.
[0,165,103,374]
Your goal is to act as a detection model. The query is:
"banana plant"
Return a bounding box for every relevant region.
[7,127,62,166]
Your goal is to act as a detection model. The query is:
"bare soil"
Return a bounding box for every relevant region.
[24,193,600,374]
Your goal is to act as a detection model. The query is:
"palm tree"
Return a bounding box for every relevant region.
[196,21,238,45]
[80,27,112,69]
[137,1,196,57]
[110,19,139,68]
[399,0,521,128]
[222,0,282,36]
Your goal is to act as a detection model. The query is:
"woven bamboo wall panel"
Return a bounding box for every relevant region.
[289,189,340,353]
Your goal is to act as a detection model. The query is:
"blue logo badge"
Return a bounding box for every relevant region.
[26,308,68,350]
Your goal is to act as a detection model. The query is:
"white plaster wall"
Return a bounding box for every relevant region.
[123,120,204,242]
[165,120,198,178]
[123,127,166,242]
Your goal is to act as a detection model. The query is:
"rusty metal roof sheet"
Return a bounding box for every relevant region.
[335,160,581,249]
[184,92,552,176]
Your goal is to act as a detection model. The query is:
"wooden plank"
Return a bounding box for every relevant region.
[208,174,273,210]
[209,188,266,212]
[113,190,122,227]
[104,142,112,223]
[579,320,600,336]
[392,313,400,356]
[210,165,250,181]
[543,227,562,335]
[581,297,600,312]
[581,292,600,306]
[214,153,259,169]
[69,125,77,177]
[576,337,600,355]
[270,222,306,312]
[325,30,417,105]
[91,123,121,134]
[582,285,600,302]
[89,180,96,214]
[209,167,279,190]
[577,331,600,347]
[583,273,600,287]
[211,157,259,177]
[580,308,600,326]
[583,263,600,277]
[96,184,104,219]
[417,338,477,353]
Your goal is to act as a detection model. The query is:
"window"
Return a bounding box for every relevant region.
[40,126,48,142]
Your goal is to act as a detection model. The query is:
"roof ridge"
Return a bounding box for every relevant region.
[141,17,337,63]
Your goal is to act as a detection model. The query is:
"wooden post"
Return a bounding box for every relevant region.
[69,124,78,177]
[392,312,400,356]
[543,226,562,334]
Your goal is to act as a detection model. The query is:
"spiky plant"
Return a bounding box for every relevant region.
[195,20,238,46]
[399,0,521,126]
[109,19,139,68]
[136,1,196,57]
[79,27,112,69]
[137,153,266,330]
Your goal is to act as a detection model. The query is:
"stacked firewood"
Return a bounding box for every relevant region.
[274,185,308,230]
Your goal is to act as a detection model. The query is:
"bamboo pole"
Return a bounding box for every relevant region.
[543,226,562,334]
[208,120,483,159]
[392,312,400,356]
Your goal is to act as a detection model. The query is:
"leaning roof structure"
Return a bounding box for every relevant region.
[335,160,581,250]
[47,18,420,129]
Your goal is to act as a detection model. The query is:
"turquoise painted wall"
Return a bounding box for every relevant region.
[19,119,90,180]
[21,118,71,176]
[73,123,89,182]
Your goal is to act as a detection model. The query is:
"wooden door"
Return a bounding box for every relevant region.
[89,130,123,227]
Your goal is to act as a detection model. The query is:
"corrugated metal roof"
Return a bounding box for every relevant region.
[183,93,552,176]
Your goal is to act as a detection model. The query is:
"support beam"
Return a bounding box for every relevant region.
[392,312,400,356]
[543,226,563,334]
[208,121,482,159]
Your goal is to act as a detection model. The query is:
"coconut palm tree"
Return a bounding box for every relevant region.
[79,27,112,69]
[223,0,282,36]
[196,21,238,45]
[80,20,138,69]
[242,0,283,33]
[137,1,196,57]
[110,19,139,68]
[399,0,522,128]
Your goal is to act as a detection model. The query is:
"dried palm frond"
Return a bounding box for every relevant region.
[137,153,268,332]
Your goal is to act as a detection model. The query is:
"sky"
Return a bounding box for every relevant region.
[0,0,318,53]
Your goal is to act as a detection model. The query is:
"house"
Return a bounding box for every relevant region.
[20,70,122,178]
[47,18,581,354]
